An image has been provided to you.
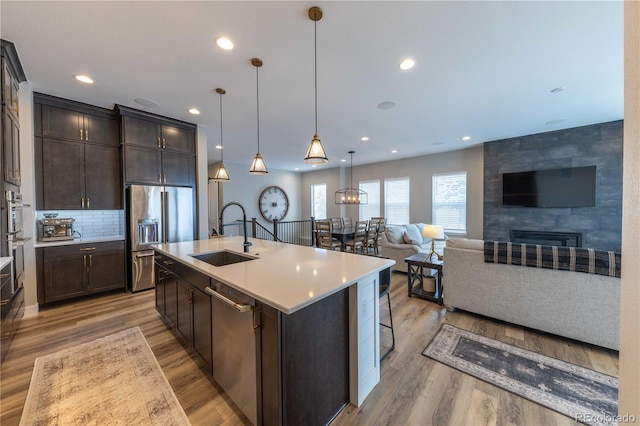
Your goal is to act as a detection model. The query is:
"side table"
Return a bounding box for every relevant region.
[405,253,443,305]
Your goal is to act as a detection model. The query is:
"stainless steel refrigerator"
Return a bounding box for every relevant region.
[127,185,194,292]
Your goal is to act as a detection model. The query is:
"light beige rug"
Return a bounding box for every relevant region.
[20,327,191,426]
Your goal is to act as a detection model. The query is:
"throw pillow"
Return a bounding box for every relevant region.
[385,226,405,244]
[403,231,421,246]
[404,224,423,245]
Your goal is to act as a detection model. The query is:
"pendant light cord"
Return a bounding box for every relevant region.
[350,152,353,188]
[256,64,260,152]
[219,93,224,162]
[314,18,318,135]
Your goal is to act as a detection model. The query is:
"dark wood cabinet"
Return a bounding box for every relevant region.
[41,104,119,146]
[2,108,20,185]
[34,93,122,210]
[36,241,126,304]
[2,41,26,188]
[40,138,121,210]
[154,251,212,374]
[118,105,196,187]
[123,115,195,154]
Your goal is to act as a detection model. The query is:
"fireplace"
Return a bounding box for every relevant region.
[510,230,582,247]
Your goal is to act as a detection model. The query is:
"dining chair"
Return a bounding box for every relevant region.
[331,217,343,229]
[366,220,379,255]
[344,220,368,254]
[371,218,386,255]
[342,217,353,228]
[316,220,341,251]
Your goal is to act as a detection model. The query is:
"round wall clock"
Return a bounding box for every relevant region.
[259,186,289,222]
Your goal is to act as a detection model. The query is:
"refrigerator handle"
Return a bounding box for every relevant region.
[163,191,169,243]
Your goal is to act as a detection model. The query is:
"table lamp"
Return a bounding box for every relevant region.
[422,225,444,261]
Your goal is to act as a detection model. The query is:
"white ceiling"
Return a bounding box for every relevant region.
[1,1,623,172]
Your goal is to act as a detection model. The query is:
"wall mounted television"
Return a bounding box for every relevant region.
[502,166,596,208]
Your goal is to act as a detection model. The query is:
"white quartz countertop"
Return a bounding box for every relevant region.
[0,256,12,270]
[33,235,125,248]
[154,237,395,314]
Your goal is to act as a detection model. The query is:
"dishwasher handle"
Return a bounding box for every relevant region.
[205,287,253,313]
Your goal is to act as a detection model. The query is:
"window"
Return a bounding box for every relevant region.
[359,180,380,221]
[384,178,410,225]
[311,183,327,220]
[432,172,467,234]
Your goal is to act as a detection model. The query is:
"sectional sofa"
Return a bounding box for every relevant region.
[442,238,620,350]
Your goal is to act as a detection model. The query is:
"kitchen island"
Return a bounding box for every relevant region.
[154,237,394,426]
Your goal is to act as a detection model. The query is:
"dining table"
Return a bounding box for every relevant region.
[331,226,355,251]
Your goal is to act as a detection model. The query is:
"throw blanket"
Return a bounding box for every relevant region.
[484,241,621,278]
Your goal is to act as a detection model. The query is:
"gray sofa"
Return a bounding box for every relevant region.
[380,223,446,272]
[443,238,620,350]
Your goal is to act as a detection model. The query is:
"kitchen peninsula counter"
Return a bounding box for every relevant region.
[154,237,395,425]
[154,236,394,314]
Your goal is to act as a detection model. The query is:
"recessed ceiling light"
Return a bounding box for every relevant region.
[361,136,369,141]
[188,108,200,115]
[341,159,346,162]
[215,145,222,149]
[399,58,415,70]
[74,75,94,84]
[312,165,317,168]
[378,101,397,110]
[295,167,299,171]
[215,37,234,50]
[546,118,568,125]
[391,150,398,154]
[550,87,565,93]
[462,136,471,141]
[134,98,159,108]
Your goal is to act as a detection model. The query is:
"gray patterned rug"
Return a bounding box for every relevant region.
[423,324,618,426]
[20,327,191,426]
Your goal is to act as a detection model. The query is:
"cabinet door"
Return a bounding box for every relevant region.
[123,116,160,149]
[124,145,162,185]
[84,114,119,146]
[42,105,83,141]
[85,144,122,209]
[87,242,125,293]
[162,151,194,187]
[165,272,178,327]
[192,286,212,370]
[176,278,192,343]
[42,247,87,303]
[161,124,195,154]
[2,108,20,185]
[42,138,85,210]
[155,263,166,315]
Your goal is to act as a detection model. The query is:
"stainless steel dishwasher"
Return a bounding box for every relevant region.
[205,281,258,425]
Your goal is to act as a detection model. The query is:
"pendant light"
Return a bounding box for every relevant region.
[249,58,268,175]
[211,88,230,181]
[335,151,368,204]
[304,6,329,165]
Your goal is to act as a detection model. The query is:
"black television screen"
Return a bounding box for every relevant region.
[502,166,596,208]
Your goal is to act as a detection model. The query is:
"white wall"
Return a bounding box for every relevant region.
[619,0,640,417]
[301,146,484,239]
[195,126,208,239]
[208,161,303,234]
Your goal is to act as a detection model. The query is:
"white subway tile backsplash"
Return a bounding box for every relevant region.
[36,210,124,239]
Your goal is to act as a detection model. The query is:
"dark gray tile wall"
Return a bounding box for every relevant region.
[483,120,623,251]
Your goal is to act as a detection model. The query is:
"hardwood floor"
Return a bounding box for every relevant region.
[0,272,618,426]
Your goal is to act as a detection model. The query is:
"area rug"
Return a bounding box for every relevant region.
[20,327,191,426]
[423,324,618,426]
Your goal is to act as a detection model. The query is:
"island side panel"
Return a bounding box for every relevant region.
[349,271,381,407]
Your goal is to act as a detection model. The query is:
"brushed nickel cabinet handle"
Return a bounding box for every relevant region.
[85,129,89,140]
[163,173,166,183]
[157,137,161,148]
[83,255,87,267]
[158,174,162,183]
[87,198,90,209]
[89,254,92,267]
[80,128,84,140]
[81,197,85,209]
[162,138,166,149]
[79,247,96,251]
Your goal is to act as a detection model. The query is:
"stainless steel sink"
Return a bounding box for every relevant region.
[190,250,255,267]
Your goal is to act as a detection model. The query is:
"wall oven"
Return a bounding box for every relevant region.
[5,191,30,294]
